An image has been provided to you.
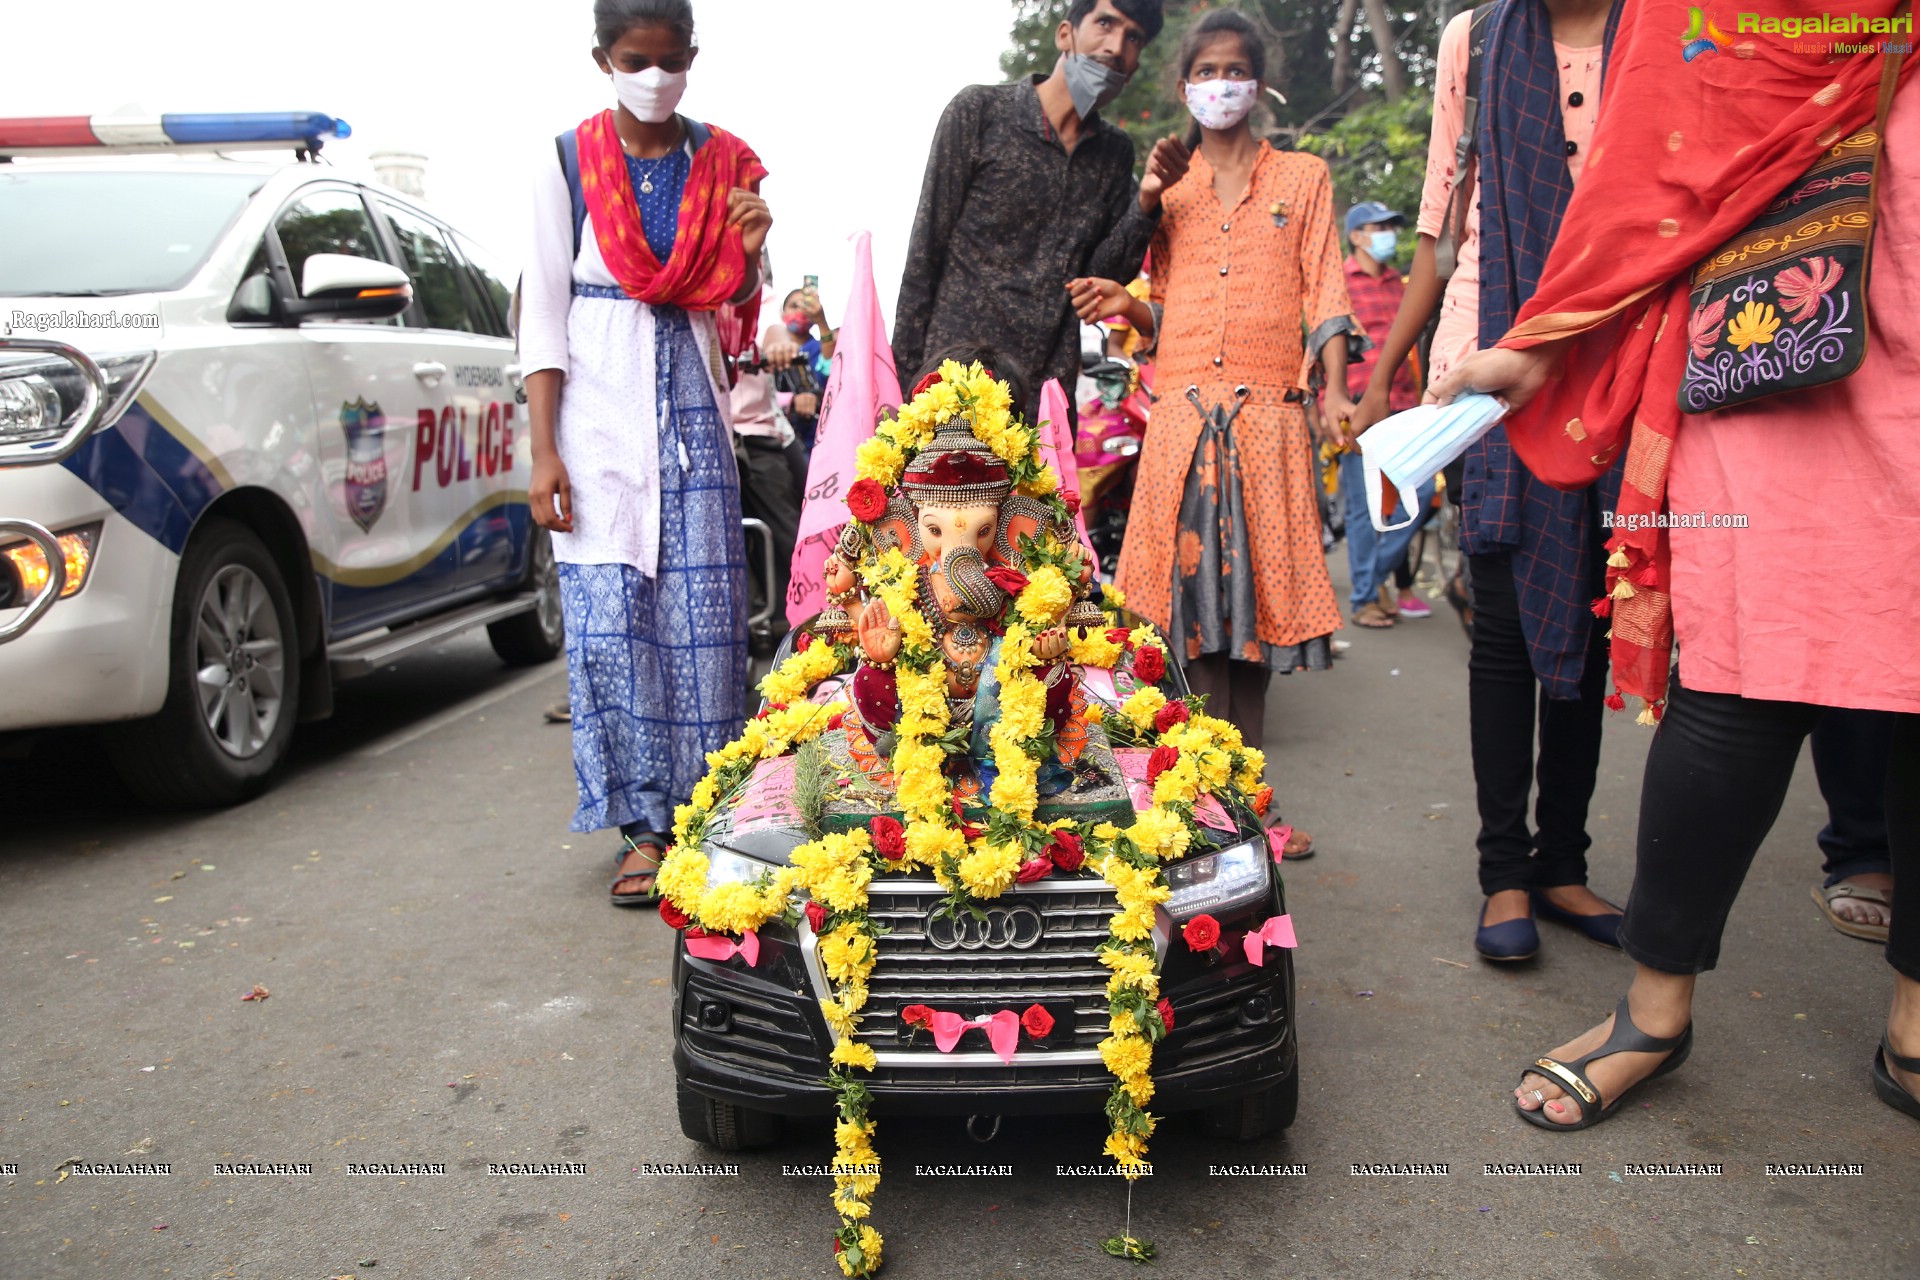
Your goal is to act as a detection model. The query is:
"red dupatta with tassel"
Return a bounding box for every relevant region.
[1488,0,1912,720]
[575,109,767,338]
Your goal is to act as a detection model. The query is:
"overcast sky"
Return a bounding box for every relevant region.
[3,0,1020,328]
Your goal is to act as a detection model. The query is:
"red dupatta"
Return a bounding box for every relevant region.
[575,109,767,338]
[1491,0,1913,718]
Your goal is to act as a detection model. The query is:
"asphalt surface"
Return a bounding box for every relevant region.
[2,556,1915,1280]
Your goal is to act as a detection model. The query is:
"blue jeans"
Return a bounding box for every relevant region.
[1339,451,1436,612]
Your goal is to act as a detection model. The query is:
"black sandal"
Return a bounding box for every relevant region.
[610,836,665,908]
[1515,994,1693,1131]
[1871,1035,1920,1121]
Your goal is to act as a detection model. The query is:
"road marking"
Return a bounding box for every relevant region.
[357,664,567,759]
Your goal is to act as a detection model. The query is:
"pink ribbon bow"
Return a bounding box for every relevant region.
[684,928,760,968]
[1266,825,1294,864]
[1242,914,1298,966]
[928,1009,1022,1064]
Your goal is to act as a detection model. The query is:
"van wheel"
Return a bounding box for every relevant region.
[1192,1070,1299,1141]
[106,520,300,807]
[486,526,563,665]
[675,1075,781,1151]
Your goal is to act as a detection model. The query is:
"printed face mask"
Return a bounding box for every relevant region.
[1369,229,1401,262]
[1063,52,1130,120]
[1183,77,1258,131]
[1355,394,1508,531]
[612,66,688,124]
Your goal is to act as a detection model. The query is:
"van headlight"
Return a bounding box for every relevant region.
[1164,840,1270,919]
[0,349,154,447]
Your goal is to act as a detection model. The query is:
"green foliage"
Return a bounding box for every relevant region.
[998,0,1445,211]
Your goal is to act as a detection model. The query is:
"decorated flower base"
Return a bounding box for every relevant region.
[655,364,1291,1277]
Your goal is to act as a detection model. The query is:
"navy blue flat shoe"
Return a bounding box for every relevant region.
[1531,891,1624,950]
[1475,905,1539,962]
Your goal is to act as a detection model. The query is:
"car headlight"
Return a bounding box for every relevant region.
[0,349,154,447]
[1164,840,1269,919]
[1,521,101,606]
[705,848,779,892]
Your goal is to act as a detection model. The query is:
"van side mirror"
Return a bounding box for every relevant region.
[286,253,412,321]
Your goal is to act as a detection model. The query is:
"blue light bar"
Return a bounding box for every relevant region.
[161,112,351,148]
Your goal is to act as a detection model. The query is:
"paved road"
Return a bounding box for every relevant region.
[2,576,1914,1280]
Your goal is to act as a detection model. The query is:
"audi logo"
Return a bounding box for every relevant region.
[925,904,1045,951]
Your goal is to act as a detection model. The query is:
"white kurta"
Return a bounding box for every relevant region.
[520,141,733,576]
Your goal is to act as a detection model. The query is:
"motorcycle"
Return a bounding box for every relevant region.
[1073,346,1152,577]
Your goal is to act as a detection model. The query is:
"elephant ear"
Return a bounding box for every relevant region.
[993,494,1054,566]
[870,490,924,563]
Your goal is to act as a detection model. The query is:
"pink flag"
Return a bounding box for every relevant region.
[785,232,902,628]
[1036,379,1099,566]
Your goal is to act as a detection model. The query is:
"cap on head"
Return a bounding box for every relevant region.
[1345,201,1405,234]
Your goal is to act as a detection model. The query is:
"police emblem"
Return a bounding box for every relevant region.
[339,398,389,533]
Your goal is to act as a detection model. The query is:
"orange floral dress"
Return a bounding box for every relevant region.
[1116,143,1353,668]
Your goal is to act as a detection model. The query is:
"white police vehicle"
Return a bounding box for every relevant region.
[0,111,560,805]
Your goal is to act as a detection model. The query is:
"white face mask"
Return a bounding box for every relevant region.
[1183,78,1259,131]
[612,66,688,123]
[1355,394,1508,531]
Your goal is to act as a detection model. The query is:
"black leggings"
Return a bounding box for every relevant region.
[1618,672,1920,981]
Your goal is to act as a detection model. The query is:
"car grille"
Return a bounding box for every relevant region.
[853,882,1119,1062]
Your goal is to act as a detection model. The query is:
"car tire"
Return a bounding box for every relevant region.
[675,1075,781,1151]
[1192,1069,1299,1141]
[486,526,563,666]
[106,519,301,807]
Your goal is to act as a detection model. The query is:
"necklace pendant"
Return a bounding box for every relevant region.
[640,178,654,194]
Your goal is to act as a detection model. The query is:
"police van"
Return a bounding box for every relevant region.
[0,111,560,805]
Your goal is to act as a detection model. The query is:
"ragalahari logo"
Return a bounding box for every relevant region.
[1682,7,1735,60]
[339,398,389,533]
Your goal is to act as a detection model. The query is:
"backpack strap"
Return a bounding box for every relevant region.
[1434,2,1496,283]
[555,130,587,261]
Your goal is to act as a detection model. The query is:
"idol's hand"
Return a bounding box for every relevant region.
[1033,626,1071,662]
[727,188,773,261]
[857,597,902,665]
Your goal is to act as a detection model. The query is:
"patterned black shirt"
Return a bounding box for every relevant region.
[893,76,1159,417]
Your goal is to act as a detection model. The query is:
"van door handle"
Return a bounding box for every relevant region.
[412,361,447,385]
[504,363,523,387]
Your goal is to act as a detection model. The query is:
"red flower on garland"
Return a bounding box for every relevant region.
[846,477,888,523]
[1253,784,1274,818]
[1153,700,1190,732]
[910,370,943,398]
[1157,998,1176,1033]
[1182,913,1221,951]
[828,711,845,731]
[900,1003,935,1030]
[797,631,814,652]
[659,899,691,930]
[1062,489,1082,517]
[1016,856,1053,883]
[984,565,1030,597]
[1133,645,1166,683]
[1049,829,1086,871]
[1146,744,1180,784]
[1106,627,1133,648]
[805,900,829,932]
[1021,1003,1056,1039]
[869,815,906,860]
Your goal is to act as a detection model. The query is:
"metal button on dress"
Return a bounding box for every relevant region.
[1568,90,1584,107]
[1221,222,1231,232]
[1565,140,1578,155]
[1219,265,1229,276]
[1212,356,1223,367]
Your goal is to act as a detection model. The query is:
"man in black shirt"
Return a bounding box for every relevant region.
[893,0,1186,420]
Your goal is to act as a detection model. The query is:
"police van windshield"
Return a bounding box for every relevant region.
[0,170,265,297]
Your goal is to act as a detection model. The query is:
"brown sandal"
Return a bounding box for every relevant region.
[611,837,666,907]
[1354,602,1396,629]
[1811,881,1891,943]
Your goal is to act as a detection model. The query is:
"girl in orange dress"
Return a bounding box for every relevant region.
[1076,9,1357,752]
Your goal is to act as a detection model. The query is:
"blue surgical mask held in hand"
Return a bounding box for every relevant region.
[1356,394,1508,531]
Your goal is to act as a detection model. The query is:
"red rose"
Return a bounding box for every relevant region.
[984,565,1030,597]
[1021,1003,1055,1040]
[1182,913,1221,951]
[1153,700,1190,733]
[1133,645,1166,684]
[900,1003,935,1029]
[805,900,829,933]
[659,899,691,930]
[1157,998,1175,1033]
[869,815,907,860]
[1146,745,1180,784]
[846,477,888,524]
[910,370,943,398]
[797,631,814,652]
[1062,489,1082,517]
[1253,784,1274,818]
[1049,829,1086,872]
[962,822,986,841]
[828,712,845,731]
[1106,627,1133,648]
[1016,856,1053,884]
